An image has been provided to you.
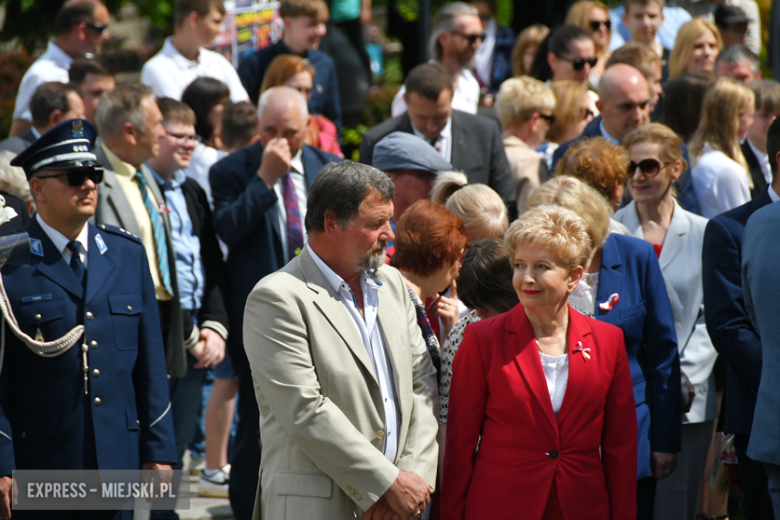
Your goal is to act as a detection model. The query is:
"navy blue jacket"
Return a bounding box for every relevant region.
[209,143,342,354]
[0,219,177,475]
[483,25,515,93]
[595,233,681,479]
[237,40,342,130]
[552,120,700,215]
[702,188,771,435]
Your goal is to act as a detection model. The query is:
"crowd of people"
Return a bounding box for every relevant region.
[0,0,779,519]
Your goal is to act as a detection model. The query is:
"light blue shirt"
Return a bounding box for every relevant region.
[307,245,400,463]
[609,4,692,51]
[149,167,205,311]
[599,119,620,144]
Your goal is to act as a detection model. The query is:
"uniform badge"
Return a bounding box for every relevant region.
[30,238,43,257]
[95,233,108,255]
[72,120,84,138]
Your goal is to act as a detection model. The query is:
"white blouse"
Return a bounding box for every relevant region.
[539,350,569,417]
[692,144,751,218]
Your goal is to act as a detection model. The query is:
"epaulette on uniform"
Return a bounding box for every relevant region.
[98,223,142,244]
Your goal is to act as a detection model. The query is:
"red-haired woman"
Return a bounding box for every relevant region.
[390,200,468,380]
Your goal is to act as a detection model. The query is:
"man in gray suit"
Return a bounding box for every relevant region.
[92,84,186,379]
[0,81,86,155]
[243,161,439,520]
[742,194,780,517]
[359,63,516,218]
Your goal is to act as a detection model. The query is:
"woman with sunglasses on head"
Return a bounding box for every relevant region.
[260,54,343,158]
[537,81,595,170]
[613,123,718,520]
[564,1,611,87]
[689,77,755,218]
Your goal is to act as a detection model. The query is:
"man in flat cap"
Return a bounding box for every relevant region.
[0,119,177,520]
[372,131,453,258]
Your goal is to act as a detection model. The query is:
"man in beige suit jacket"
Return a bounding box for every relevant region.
[243,162,439,520]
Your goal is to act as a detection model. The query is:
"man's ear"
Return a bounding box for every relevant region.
[49,109,64,128]
[29,178,45,205]
[323,209,339,235]
[595,99,603,114]
[187,10,200,29]
[122,121,139,146]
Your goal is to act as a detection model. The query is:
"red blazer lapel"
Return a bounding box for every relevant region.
[558,306,593,424]
[505,306,559,438]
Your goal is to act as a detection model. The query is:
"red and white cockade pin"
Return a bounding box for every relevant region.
[573,341,591,361]
[599,293,620,311]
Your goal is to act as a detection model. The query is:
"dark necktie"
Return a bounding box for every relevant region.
[67,241,86,289]
[134,170,174,295]
[282,172,304,260]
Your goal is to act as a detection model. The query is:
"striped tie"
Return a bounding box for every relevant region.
[134,170,174,295]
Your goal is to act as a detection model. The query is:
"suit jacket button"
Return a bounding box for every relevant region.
[376,431,385,439]
[549,450,558,460]
[34,314,41,321]
[86,312,94,320]
[94,397,102,406]
[355,494,362,501]
[127,305,133,312]
[20,432,26,439]
[93,369,100,378]
[91,340,98,349]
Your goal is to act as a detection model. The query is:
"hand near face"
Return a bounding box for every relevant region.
[257,137,292,188]
[431,280,460,338]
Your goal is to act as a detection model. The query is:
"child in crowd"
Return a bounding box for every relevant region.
[622,0,671,81]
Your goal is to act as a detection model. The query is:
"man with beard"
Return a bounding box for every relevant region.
[208,86,341,520]
[391,1,483,116]
[242,161,439,520]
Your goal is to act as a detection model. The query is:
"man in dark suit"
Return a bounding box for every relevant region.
[237,0,341,129]
[702,117,780,520]
[0,119,177,519]
[359,63,516,217]
[743,80,780,198]
[92,84,187,380]
[209,86,342,520]
[0,82,86,156]
[553,63,699,214]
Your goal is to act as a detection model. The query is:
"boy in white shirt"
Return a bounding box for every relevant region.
[622,0,670,80]
[141,0,249,103]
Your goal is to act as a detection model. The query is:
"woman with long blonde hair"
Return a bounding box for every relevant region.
[565,0,611,83]
[690,77,755,217]
[511,24,550,76]
[669,18,722,79]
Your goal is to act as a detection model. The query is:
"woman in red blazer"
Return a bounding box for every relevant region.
[442,205,637,520]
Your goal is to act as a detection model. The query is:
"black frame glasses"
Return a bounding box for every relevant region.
[85,22,108,34]
[627,159,668,178]
[37,169,104,186]
[556,54,598,70]
[538,113,556,124]
[451,30,486,45]
[589,20,611,31]
[165,132,203,144]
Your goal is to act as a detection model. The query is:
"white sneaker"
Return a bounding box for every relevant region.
[198,467,229,498]
[188,455,205,476]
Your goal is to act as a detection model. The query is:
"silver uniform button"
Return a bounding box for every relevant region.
[93,369,100,378]
[91,340,98,349]
[94,397,102,406]
[127,305,133,312]
[86,312,94,320]
[34,314,41,321]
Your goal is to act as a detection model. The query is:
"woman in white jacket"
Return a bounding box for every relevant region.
[614,123,718,520]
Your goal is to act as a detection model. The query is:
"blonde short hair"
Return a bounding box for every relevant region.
[669,18,722,80]
[512,24,550,76]
[495,77,556,129]
[431,171,508,242]
[527,176,611,250]
[0,151,32,202]
[504,204,591,271]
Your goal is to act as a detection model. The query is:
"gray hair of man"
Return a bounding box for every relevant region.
[305,161,395,233]
[257,86,309,121]
[95,83,154,140]
[716,44,761,74]
[0,151,32,202]
[429,2,479,62]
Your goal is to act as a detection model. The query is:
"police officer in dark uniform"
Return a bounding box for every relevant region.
[0,119,177,519]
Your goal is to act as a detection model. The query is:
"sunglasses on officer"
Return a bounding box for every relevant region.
[627,159,668,178]
[556,54,599,70]
[37,168,104,186]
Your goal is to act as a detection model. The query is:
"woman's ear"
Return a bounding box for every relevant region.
[671,159,683,181]
[568,265,584,293]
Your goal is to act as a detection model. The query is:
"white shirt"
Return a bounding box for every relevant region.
[308,246,401,463]
[473,18,497,87]
[411,117,453,163]
[539,350,569,418]
[747,138,772,186]
[183,142,228,206]
[769,185,780,203]
[391,64,480,117]
[13,41,72,122]
[692,144,751,218]
[36,214,89,268]
[273,150,307,263]
[141,37,249,103]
